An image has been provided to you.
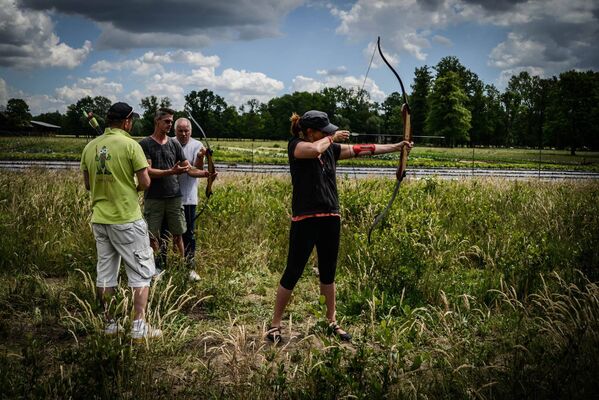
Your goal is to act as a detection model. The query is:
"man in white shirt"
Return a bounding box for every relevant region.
[173,117,217,280]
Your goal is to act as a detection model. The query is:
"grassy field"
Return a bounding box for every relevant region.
[0,170,598,399]
[1,136,598,171]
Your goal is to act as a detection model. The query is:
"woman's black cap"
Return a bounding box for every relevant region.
[299,110,338,135]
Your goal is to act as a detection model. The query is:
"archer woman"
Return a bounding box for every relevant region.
[266,110,413,343]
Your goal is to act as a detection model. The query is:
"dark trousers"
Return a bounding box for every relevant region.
[182,204,196,261]
[280,216,341,290]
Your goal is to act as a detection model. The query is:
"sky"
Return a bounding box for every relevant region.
[0,0,597,115]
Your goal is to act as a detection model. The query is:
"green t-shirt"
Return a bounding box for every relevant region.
[80,128,149,224]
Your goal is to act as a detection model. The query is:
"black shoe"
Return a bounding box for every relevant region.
[266,326,282,343]
[329,323,352,341]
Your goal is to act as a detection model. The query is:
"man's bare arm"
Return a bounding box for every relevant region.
[82,170,90,191]
[135,167,151,191]
[146,159,190,177]
[186,148,208,177]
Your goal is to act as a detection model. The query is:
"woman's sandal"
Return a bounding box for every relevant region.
[329,323,352,342]
[266,326,282,343]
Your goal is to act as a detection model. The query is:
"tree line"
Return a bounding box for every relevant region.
[4,56,598,152]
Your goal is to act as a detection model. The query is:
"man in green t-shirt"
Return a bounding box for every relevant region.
[80,102,161,341]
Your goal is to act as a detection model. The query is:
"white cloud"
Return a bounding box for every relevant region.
[186,67,284,105]
[218,68,284,94]
[55,77,123,104]
[91,59,165,76]
[496,66,546,88]
[331,0,461,63]
[91,50,220,76]
[0,0,91,69]
[432,35,453,47]
[9,76,123,115]
[290,74,386,103]
[119,65,285,109]
[488,33,547,69]
[25,94,66,115]
[290,75,325,93]
[484,1,598,78]
[0,79,63,115]
[331,0,598,85]
[168,50,220,67]
[317,66,348,76]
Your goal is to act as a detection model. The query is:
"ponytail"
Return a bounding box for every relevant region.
[289,112,304,138]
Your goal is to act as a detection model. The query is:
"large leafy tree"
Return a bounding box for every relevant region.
[500,89,519,146]
[258,103,276,139]
[434,56,479,98]
[319,87,341,122]
[481,85,507,146]
[5,98,32,128]
[139,95,172,134]
[433,57,485,144]
[220,106,240,138]
[410,65,432,137]
[544,70,599,153]
[94,96,112,119]
[365,115,384,137]
[426,71,471,147]
[239,99,264,139]
[380,92,404,141]
[503,72,547,147]
[65,96,112,136]
[184,89,228,137]
[266,91,326,139]
[265,94,295,138]
[331,86,373,133]
[468,80,487,146]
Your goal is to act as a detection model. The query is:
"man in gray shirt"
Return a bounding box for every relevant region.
[139,108,189,271]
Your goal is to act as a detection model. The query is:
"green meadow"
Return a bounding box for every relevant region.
[1,136,598,171]
[0,170,598,398]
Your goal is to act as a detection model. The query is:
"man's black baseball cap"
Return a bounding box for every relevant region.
[106,102,139,120]
[299,110,338,135]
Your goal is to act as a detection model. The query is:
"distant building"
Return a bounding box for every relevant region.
[0,118,62,136]
[30,120,61,136]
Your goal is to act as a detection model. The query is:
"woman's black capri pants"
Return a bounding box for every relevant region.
[279,216,340,290]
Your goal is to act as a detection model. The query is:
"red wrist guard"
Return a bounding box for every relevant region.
[352,144,376,156]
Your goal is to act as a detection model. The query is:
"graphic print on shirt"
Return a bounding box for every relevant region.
[95,146,112,175]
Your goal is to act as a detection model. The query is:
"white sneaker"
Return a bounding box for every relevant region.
[131,319,162,341]
[104,320,122,335]
[189,270,200,281]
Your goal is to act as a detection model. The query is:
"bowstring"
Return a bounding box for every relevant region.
[360,42,377,96]
[351,41,377,228]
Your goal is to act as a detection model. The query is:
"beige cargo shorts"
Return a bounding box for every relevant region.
[92,219,155,288]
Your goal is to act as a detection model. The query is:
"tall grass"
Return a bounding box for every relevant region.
[0,170,598,398]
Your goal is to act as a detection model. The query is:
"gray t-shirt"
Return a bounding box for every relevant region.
[139,136,186,199]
